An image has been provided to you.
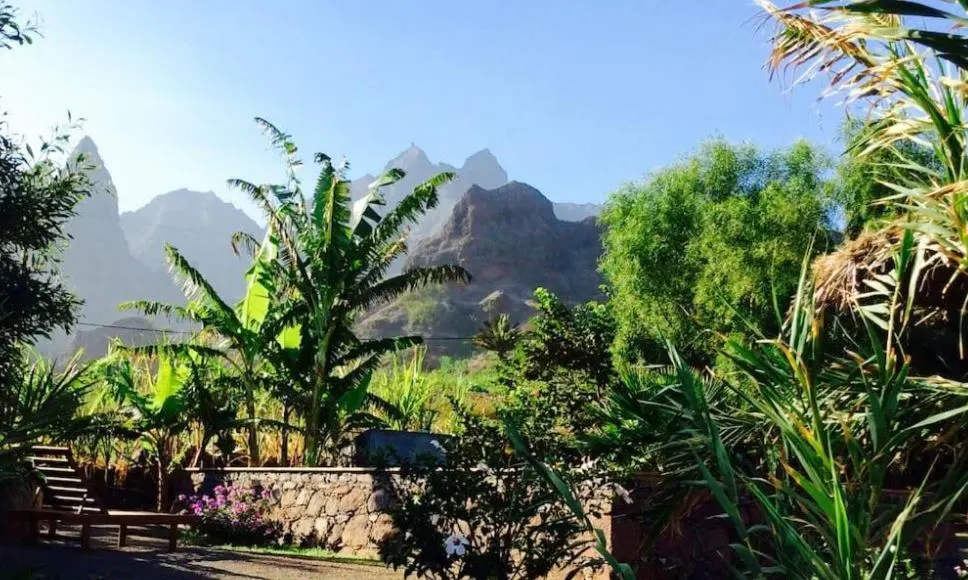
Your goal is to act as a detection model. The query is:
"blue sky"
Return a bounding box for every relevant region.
[0,1,842,221]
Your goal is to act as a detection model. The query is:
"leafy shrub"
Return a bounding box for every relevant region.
[178,483,283,546]
[378,412,601,579]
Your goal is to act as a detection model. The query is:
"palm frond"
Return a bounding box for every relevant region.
[118,300,195,323]
[231,230,263,259]
[164,244,239,325]
[349,265,470,311]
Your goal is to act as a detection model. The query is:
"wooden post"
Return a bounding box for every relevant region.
[167,524,178,552]
[80,522,91,550]
[25,516,39,545]
[47,519,57,539]
[117,524,127,548]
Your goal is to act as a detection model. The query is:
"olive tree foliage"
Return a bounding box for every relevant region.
[599,140,835,366]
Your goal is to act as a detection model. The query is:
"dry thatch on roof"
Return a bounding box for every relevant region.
[813,224,968,313]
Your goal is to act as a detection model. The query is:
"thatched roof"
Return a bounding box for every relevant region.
[813,225,968,312]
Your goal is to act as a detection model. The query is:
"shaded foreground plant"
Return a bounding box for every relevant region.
[507,422,635,580]
[0,352,101,482]
[378,412,600,580]
[680,263,968,577]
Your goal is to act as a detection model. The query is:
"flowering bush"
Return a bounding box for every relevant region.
[178,483,283,546]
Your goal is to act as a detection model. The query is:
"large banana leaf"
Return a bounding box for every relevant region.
[238,226,279,332]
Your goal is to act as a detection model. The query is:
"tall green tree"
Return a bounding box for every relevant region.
[231,120,469,465]
[0,0,97,476]
[599,140,834,366]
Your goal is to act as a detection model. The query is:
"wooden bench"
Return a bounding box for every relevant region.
[7,508,198,552]
[10,446,199,552]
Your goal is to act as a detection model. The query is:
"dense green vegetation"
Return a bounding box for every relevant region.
[5,0,968,578]
[600,140,836,366]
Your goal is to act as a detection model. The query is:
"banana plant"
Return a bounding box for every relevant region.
[228,119,470,465]
[95,349,199,511]
[120,226,284,467]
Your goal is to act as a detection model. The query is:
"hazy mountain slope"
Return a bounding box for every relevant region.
[62,137,180,326]
[121,189,263,303]
[68,316,159,360]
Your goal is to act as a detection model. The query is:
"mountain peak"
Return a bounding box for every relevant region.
[386,143,432,173]
[459,148,507,191]
[161,188,221,203]
[72,135,103,162]
[463,148,498,165]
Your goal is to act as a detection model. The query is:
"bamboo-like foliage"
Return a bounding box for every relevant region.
[370,348,439,432]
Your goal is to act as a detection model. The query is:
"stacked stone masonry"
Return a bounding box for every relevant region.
[189,469,400,558]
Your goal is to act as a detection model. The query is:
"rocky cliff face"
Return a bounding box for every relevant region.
[121,188,263,303]
[351,144,509,248]
[357,181,603,352]
[44,138,603,360]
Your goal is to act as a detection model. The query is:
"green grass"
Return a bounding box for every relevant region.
[195,542,385,567]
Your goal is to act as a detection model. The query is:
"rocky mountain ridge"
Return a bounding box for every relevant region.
[47,138,603,359]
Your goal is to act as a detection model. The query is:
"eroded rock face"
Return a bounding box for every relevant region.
[357,182,604,356]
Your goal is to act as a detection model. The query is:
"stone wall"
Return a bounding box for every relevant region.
[188,467,400,558]
[186,468,755,579]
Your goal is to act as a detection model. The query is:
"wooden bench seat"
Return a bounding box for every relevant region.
[7,508,199,552]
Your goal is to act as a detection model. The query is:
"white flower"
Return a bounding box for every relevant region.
[444,533,469,557]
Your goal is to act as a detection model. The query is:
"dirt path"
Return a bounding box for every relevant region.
[0,529,403,580]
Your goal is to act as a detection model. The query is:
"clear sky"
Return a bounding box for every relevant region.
[0,1,841,221]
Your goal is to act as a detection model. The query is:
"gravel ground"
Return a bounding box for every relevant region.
[0,526,403,580]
